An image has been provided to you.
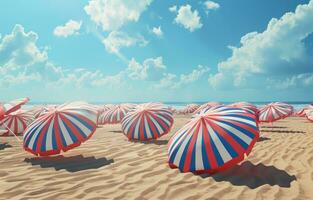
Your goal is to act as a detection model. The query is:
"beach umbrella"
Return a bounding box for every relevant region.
[306,110,313,122]
[296,105,313,117]
[258,102,293,123]
[23,102,97,156]
[193,102,221,114]
[181,104,200,114]
[121,103,174,141]
[99,104,133,124]
[229,102,258,115]
[0,129,8,136]
[168,106,259,173]
[0,98,29,120]
[0,110,35,136]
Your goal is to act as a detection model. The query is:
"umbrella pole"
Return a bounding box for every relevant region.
[4,124,21,142]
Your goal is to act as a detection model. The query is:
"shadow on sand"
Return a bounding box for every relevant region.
[260,126,287,129]
[258,136,271,142]
[198,161,296,189]
[261,130,305,134]
[0,143,12,150]
[132,139,168,146]
[24,155,114,172]
[109,130,123,133]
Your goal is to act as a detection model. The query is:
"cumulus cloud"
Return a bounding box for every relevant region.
[156,65,210,89]
[0,24,47,71]
[209,0,313,89]
[84,0,153,31]
[152,26,163,37]
[204,1,220,12]
[102,31,148,56]
[53,20,82,37]
[127,57,166,81]
[173,4,203,32]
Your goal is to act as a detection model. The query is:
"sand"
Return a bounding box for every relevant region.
[0,116,313,200]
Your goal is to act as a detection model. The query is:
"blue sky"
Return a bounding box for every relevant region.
[0,0,312,103]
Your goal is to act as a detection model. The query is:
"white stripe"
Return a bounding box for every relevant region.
[207,125,232,163]
[58,117,74,146]
[195,124,204,170]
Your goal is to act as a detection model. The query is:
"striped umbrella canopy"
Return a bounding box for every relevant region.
[258,102,293,123]
[296,105,313,117]
[27,106,46,118]
[306,109,313,122]
[99,104,133,124]
[97,105,113,125]
[193,102,221,114]
[168,106,259,174]
[23,102,97,156]
[122,103,174,141]
[229,102,258,115]
[0,110,35,136]
[0,98,29,120]
[181,104,200,114]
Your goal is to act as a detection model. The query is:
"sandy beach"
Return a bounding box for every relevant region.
[0,115,312,200]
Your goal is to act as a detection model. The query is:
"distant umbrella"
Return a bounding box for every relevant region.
[258,102,293,123]
[0,98,29,120]
[306,109,313,122]
[99,104,133,124]
[193,102,221,114]
[23,102,97,156]
[229,102,258,115]
[181,104,200,114]
[122,103,173,141]
[0,110,35,136]
[168,106,259,173]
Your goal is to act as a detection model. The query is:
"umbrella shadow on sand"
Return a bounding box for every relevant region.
[257,136,271,142]
[24,155,114,173]
[0,143,12,150]
[197,161,296,189]
[132,139,168,146]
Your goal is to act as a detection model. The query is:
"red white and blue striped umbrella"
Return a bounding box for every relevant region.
[0,98,29,120]
[27,106,46,119]
[181,104,200,114]
[99,104,133,124]
[0,110,35,136]
[122,103,174,141]
[168,106,259,174]
[23,102,97,156]
[258,102,293,123]
[193,102,221,115]
[229,102,258,115]
[306,109,313,122]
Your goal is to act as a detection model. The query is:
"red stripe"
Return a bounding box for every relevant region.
[201,118,218,169]
[183,122,200,172]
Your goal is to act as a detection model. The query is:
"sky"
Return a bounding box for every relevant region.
[0,0,312,103]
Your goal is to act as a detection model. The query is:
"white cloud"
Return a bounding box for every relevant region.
[156,65,210,89]
[169,5,177,13]
[204,1,220,11]
[267,73,313,89]
[102,31,148,56]
[174,4,203,32]
[152,26,163,37]
[84,0,153,31]
[127,57,166,81]
[53,20,82,37]
[209,0,313,89]
[0,24,47,71]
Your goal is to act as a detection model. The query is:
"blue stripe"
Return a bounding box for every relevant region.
[214,127,238,158]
